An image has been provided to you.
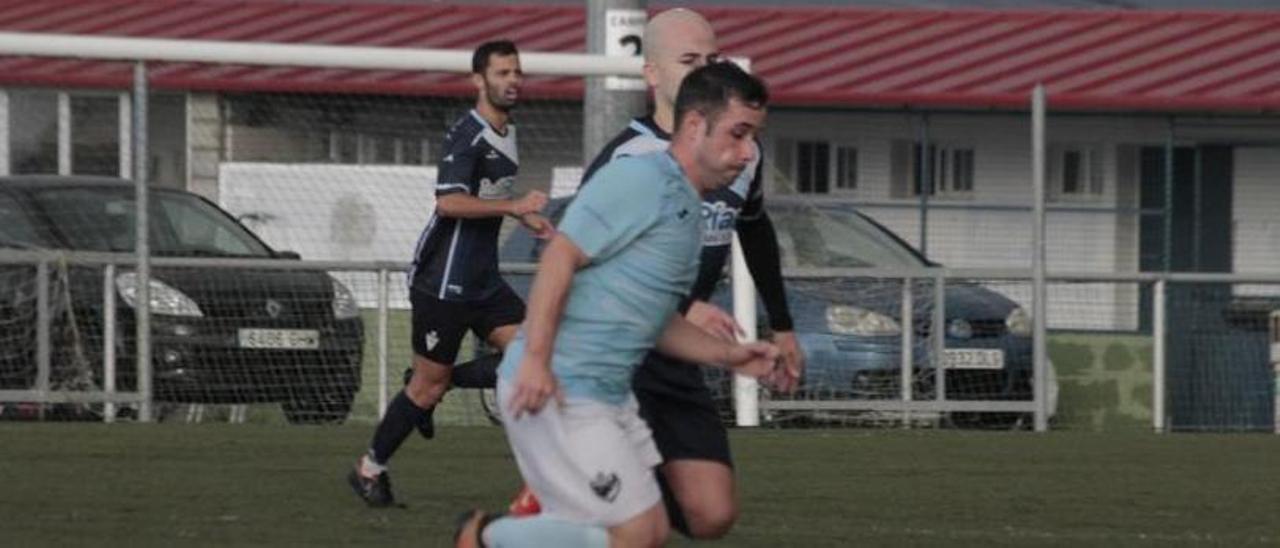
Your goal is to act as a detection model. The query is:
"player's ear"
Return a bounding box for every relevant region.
[471,72,485,93]
[643,61,660,90]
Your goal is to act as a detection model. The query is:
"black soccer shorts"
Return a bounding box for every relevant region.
[409,282,525,365]
[633,352,733,467]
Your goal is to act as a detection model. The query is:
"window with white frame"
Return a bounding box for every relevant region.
[1049,144,1103,201]
[791,140,857,194]
[7,90,128,177]
[891,141,976,197]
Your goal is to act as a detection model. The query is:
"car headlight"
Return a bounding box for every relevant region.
[115,272,203,317]
[1006,307,1032,336]
[332,278,360,320]
[826,305,900,336]
[947,318,973,339]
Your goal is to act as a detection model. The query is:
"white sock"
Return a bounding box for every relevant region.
[360,452,387,477]
[483,515,608,548]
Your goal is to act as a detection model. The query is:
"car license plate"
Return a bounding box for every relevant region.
[942,349,1004,369]
[238,329,320,350]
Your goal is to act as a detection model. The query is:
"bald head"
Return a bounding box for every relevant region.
[644,8,716,63]
[642,8,721,128]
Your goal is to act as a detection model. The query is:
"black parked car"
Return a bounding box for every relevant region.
[0,176,363,423]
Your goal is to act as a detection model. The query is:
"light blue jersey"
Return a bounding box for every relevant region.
[499,152,703,404]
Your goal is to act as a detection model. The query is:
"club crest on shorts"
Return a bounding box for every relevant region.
[425,330,439,351]
[589,472,621,502]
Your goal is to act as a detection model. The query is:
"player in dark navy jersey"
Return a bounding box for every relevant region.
[506,9,805,540]
[348,40,553,508]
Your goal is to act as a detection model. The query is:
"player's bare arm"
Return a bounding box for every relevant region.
[766,331,802,393]
[655,313,778,377]
[683,300,743,342]
[517,211,555,240]
[506,233,588,418]
[435,189,547,219]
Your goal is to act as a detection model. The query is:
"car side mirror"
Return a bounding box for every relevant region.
[274,250,302,260]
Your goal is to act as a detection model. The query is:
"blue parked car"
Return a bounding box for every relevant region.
[753,200,1039,414]
[501,197,1053,427]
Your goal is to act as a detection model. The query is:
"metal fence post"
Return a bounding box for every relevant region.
[103,264,117,423]
[933,270,945,405]
[133,60,152,422]
[1032,84,1049,432]
[35,260,50,416]
[1153,279,1166,433]
[900,277,913,425]
[377,268,390,418]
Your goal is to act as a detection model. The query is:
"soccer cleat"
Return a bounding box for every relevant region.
[453,509,500,548]
[347,466,396,508]
[506,484,541,516]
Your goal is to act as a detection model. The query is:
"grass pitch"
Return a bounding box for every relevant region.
[2,424,1277,547]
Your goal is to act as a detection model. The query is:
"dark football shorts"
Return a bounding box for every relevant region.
[633,352,733,467]
[409,281,525,364]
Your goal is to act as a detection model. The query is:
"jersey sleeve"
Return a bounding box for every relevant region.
[436,127,481,197]
[558,160,661,263]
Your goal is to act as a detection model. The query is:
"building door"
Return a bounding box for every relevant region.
[1139,145,1269,430]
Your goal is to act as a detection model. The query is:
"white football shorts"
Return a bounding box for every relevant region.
[497,378,663,527]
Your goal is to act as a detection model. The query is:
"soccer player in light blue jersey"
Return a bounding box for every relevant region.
[454,62,777,548]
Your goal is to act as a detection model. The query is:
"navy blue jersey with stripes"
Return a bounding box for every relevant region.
[409,110,519,301]
[581,115,764,302]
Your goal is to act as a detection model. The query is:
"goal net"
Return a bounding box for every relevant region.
[0,33,633,426]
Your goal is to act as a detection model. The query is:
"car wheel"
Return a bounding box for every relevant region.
[282,389,355,425]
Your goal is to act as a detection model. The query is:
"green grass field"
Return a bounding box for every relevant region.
[2,425,1277,547]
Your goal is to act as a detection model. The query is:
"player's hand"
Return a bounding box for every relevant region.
[506,355,563,420]
[519,212,556,240]
[684,301,743,342]
[762,331,804,393]
[511,190,548,217]
[722,341,780,378]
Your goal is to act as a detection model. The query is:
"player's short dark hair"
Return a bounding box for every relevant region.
[674,62,768,133]
[472,40,519,74]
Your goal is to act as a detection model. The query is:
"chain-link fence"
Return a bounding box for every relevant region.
[3,34,1279,433]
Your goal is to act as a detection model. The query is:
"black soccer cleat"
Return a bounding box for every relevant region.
[347,466,396,508]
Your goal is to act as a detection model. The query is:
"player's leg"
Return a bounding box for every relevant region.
[348,291,466,507]
[452,282,524,389]
[466,385,668,547]
[634,356,738,539]
[468,504,666,548]
[656,459,735,538]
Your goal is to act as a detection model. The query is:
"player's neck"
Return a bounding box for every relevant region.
[669,144,712,195]
[652,103,675,134]
[474,101,510,134]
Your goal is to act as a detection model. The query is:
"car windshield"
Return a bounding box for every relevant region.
[769,198,929,269]
[31,187,273,257]
[0,191,48,249]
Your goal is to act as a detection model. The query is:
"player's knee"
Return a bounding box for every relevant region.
[620,517,668,548]
[403,370,449,407]
[683,500,737,539]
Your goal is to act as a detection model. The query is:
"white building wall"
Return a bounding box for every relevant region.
[1233,147,1280,297]
[765,111,1198,330]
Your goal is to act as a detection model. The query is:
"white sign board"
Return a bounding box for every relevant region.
[218,162,437,308]
[604,9,647,91]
